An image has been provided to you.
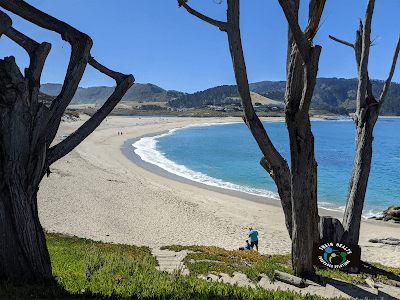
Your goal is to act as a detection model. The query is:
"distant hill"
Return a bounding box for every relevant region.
[250,78,400,115]
[167,85,284,108]
[41,78,400,115]
[167,85,241,108]
[168,78,400,115]
[40,83,184,105]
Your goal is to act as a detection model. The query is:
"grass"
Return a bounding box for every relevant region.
[65,110,80,118]
[162,245,400,288]
[161,245,293,282]
[1,231,399,299]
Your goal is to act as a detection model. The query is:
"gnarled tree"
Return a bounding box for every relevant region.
[0,0,134,282]
[178,0,325,279]
[329,0,400,245]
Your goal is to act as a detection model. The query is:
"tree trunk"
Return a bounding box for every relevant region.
[342,106,379,244]
[0,2,134,283]
[179,0,325,279]
[225,0,293,237]
[329,0,400,245]
[284,34,321,278]
[0,57,51,281]
[287,118,318,277]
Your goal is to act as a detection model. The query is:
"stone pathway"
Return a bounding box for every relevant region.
[151,248,191,275]
[151,248,400,299]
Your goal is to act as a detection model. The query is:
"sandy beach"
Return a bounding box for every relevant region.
[38,115,400,268]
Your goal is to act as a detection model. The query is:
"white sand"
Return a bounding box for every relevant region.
[38,115,400,268]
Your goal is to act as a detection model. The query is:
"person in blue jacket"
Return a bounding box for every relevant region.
[245,240,251,250]
[248,228,258,252]
[239,240,251,251]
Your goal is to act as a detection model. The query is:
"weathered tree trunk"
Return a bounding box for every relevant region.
[342,106,378,244]
[280,0,324,278]
[330,0,400,245]
[0,2,134,282]
[285,45,320,279]
[0,58,52,281]
[179,0,325,279]
[225,0,293,238]
[177,0,293,236]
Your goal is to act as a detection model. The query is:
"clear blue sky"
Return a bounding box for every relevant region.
[1,0,399,93]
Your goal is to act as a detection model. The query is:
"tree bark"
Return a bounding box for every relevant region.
[225,0,293,238]
[342,105,378,244]
[179,0,325,279]
[178,0,293,236]
[274,270,305,288]
[285,44,321,278]
[0,2,134,282]
[280,0,324,278]
[329,0,400,245]
[0,56,52,281]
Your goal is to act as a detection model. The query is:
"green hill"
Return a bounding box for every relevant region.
[40,78,400,115]
[40,83,184,105]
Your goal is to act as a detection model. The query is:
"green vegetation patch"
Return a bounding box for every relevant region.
[64,110,80,118]
[163,245,400,288]
[161,245,293,282]
[2,234,399,299]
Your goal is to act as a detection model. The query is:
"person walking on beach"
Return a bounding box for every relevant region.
[248,228,258,252]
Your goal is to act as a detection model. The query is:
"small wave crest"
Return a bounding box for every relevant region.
[133,123,387,219]
[317,201,384,219]
[133,124,279,200]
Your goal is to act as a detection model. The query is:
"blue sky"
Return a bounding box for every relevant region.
[1,0,399,94]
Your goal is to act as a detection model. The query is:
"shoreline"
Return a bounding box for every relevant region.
[122,134,346,220]
[38,116,400,268]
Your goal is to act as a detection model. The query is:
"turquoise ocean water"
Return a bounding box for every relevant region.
[133,118,400,218]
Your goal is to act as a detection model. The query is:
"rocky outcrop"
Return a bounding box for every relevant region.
[368,237,400,245]
[370,205,400,222]
[383,206,400,219]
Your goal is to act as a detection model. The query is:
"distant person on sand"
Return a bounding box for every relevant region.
[248,228,258,252]
[245,240,251,250]
[238,240,251,251]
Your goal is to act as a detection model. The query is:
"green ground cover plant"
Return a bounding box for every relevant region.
[0,231,398,299]
[162,245,400,288]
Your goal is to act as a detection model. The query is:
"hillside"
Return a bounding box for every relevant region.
[40,83,184,106]
[168,78,400,115]
[251,78,400,115]
[40,78,400,115]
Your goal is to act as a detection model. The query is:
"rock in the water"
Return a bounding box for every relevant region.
[383,205,400,219]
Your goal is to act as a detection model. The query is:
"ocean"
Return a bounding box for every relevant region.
[133,118,400,218]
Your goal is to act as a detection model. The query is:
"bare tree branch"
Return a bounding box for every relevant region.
[356,0,375,111]
[89,56,130,86]
[0,9,12,36]
[329,35,354,48]
[47,72,135,166]
[304,0,326,40]
[178,0,227,32]
[0,0,93,138]
[278,0,310,63]
[378,33,400,109]
[5,27,37,53]
[5,27,51,88]
[0,0,79,35]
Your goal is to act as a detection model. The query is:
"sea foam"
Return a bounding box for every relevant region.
[133,123,280,200]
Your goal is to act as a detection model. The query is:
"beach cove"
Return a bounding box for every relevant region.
[38,115,400,268]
